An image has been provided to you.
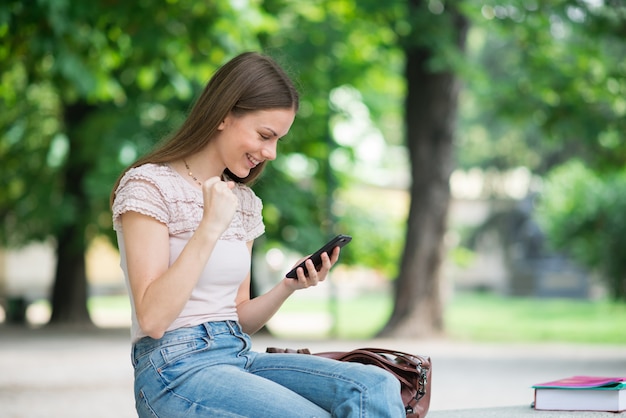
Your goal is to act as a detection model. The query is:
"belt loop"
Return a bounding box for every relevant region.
[202,322,214,339]
[226,320,239,334]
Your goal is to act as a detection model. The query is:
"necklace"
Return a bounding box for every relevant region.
[183,159,203,187]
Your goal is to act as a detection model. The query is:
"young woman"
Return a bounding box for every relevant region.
[111,51,404,417]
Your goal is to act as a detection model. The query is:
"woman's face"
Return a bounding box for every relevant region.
[214,108,296,179]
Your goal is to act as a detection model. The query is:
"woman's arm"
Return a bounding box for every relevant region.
[121,212,222,339]
[122,177,238,339]
[236,242,340,334]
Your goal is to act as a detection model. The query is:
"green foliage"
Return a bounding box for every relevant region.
[0,0,409,281]
[334,187,405,278]
[3,0,625,307]
[253,163,331,255]
[452,1,626,299]
[458,0,626,174]
[256,0,409,266]
[0,0,247,246]
[537,161,626,299]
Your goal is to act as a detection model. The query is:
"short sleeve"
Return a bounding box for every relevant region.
[112,173,169,231]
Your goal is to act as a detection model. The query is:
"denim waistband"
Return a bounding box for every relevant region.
[132,321,242,360]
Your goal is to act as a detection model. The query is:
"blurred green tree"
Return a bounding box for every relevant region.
[0,0,271,325]
[0,0,402,327]
[4,0,622,334]
[0,0,472,336]
[260,0,469,337]
[457,0,626,298]
[381,0,469,337]
[459,0,626,174]
[538,162,626,299]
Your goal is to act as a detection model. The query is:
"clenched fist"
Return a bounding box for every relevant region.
[200,176,239,235]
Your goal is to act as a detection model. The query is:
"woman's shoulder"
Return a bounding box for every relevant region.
[113,163,201,234]
[118,163,189,195]
[115,163,198,209]
[122,163,177,184]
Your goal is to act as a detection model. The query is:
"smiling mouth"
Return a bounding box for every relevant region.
[247,154,262,167]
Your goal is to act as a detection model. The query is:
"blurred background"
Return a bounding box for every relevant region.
[1,0,626,345]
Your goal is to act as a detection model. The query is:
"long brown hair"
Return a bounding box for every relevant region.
[110,51,299,206]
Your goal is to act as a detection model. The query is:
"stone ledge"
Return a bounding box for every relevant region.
[428,405,626,417]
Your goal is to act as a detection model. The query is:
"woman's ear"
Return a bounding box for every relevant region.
[217,112,232,131]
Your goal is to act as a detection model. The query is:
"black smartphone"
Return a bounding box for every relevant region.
[285,234,352,279]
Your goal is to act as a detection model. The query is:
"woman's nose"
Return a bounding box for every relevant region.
[261,141,277,161]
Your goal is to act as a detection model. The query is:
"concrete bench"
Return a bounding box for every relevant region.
[429,406,626,417]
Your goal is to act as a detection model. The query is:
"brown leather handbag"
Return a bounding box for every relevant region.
[266,346,432,417]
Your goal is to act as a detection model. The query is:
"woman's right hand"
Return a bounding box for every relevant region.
[200,177,239,234]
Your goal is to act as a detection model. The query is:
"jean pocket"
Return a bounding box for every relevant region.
[157,337,211,368]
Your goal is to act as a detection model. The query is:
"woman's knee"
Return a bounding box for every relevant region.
[372,365,401,394]
[361,365,405,416]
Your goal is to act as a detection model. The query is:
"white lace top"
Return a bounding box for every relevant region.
[112,163,265,342]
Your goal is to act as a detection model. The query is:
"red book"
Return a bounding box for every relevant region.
[533,376,626,412]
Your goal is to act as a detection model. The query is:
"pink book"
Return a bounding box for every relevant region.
[533,376,626,389]
[533,376,626,412]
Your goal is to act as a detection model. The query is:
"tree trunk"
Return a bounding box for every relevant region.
[48,102,95,327]
[49,223,92,326]
[379,2,468,338]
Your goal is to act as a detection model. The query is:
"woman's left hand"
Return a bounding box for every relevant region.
[236,246,341,334]
[285,246,341,290]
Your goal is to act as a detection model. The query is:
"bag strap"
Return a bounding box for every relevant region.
[349,349,430,404]
[314,349,416,388]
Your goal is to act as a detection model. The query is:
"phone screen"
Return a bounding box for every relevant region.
[285,234,352,279]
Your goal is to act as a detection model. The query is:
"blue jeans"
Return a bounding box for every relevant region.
[131,321,405,417]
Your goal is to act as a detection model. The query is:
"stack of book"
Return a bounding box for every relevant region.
[533,376,626,412]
